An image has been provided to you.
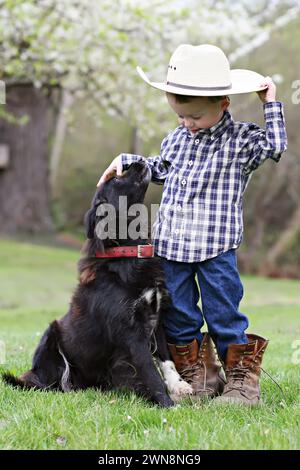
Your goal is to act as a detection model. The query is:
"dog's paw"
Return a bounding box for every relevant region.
[160,360,193,402]
[159,395,175,408]
[167,378,193,403]
[169,380,193,402]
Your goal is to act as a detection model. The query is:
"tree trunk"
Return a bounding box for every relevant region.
[49,89,73,194]
[0,85,54,234]
[129,127,141,155]
[259,204,300,275]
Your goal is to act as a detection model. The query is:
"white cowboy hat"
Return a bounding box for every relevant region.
[137,44,267,96]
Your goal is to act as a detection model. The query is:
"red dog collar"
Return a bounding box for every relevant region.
[96,244,155,259]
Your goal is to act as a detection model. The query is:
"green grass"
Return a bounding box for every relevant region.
[0,238,299,450]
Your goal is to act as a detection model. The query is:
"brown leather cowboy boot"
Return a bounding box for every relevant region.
[214,334,269,405]
[168,334,225,398]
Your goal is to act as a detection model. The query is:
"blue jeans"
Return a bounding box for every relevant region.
[161,249,249,360]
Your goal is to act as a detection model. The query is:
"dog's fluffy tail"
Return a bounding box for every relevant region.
[2,321,70,392]
[2,372,29,389]
[2,370,46,390]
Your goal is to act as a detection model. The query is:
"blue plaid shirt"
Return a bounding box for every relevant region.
[122,102,287,262]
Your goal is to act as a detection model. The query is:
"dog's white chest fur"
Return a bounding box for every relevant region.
[138,287,163,332]
[141,287,162,313]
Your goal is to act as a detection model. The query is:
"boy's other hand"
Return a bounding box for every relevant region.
[257,76,276,103]
[97,155,123,187]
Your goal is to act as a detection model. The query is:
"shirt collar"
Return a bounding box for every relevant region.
[182,110,233,139]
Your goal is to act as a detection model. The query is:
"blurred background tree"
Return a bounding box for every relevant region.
[0,0,299,276]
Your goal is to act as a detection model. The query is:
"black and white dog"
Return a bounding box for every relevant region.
[3,162,192,407]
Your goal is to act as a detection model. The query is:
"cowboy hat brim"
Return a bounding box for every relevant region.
[137,66,268,96]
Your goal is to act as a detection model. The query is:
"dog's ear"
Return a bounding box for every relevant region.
[84,194,108,239]
[94,194,107,205]
[84,206,97,239]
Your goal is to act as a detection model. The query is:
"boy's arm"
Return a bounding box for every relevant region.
[97,137,170,187]
[239,78,288,175]
[121,137,170,185]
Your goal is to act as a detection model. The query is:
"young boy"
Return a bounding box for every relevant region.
[97,44,288,405]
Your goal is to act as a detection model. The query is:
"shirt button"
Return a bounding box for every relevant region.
[175,229,179,234]
[181,179,186,186]
[195,139,200,144]
[177,205,182,211]
[188,160,193,166]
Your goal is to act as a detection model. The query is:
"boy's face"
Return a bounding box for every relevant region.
[166,94,230,133]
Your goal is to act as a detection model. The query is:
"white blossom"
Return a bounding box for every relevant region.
[0,0,294,136]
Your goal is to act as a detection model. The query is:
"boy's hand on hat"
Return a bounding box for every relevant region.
[257,76,276,103]
[97,155,123,187]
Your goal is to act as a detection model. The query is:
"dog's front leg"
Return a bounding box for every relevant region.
[125,338,174,408]
[154,319,193,401]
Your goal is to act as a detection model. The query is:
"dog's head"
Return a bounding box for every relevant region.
[84,161,151,252]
